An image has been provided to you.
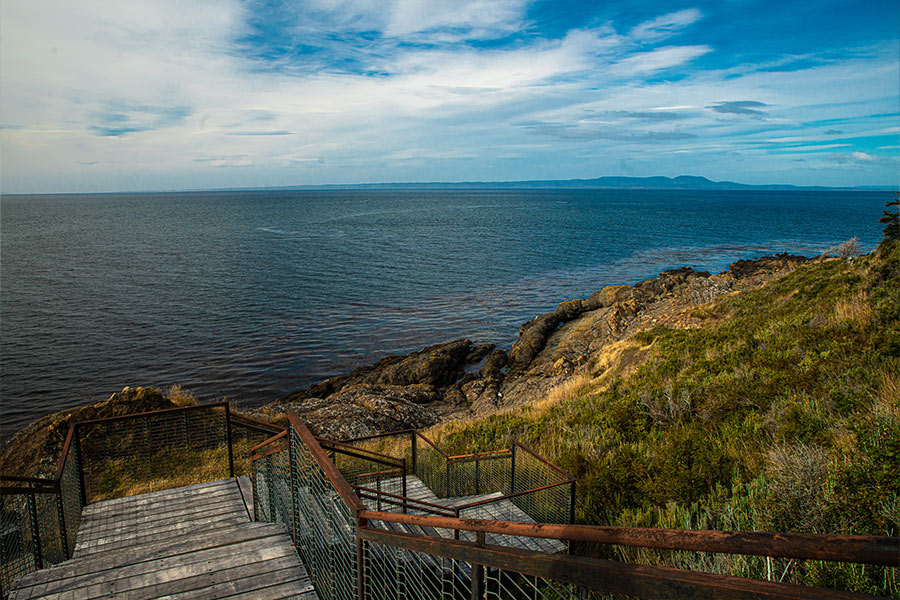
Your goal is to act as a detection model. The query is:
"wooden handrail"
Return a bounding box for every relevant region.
[286,411,365,512]
[360,510,900,566]
[358,527,878,600]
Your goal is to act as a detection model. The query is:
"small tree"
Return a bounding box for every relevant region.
[879,193,899,242]
[836,237,860,259]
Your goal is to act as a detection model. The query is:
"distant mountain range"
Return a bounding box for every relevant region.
[270,175,895,192]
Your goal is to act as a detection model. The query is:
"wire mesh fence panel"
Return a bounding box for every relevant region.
[364,539,471,600]
[484,568,581,600]
[252,457,273,523]
[0,493,36,596]
[511,445,573,525]
[290,428,358,600]
[330,449,403,491]
[447,454,511,498]
[79,406,230,503]
[231,422,280,477]
[33,493,65,567]
[58,442,82,557]
[417,442,449,498]
[344,433,413,475]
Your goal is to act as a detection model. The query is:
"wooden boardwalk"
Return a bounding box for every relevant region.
[9,478,317,600]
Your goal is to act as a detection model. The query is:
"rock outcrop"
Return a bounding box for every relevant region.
[3,254,812,456]
[264,253,809,438]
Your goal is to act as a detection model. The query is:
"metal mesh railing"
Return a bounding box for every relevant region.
[58,436,82,558]
[509,442,574,525]
[1,488,36,596]
[484,569,580,599]
[78,404,231,503]
[363,538,470,600]
[231,416,283,477]
[289,426,359,600]
[254,418,900,600]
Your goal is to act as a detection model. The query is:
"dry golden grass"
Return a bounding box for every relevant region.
[832,291,874,327]
[165,384,197,407]
[873,368,900,422]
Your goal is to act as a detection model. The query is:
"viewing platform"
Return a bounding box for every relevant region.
[7,478,316,600]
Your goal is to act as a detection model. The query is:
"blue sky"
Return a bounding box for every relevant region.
[1,0,897,193]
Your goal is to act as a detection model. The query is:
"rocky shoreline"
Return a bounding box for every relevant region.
[1,253,810,474]
[259,253,809,439]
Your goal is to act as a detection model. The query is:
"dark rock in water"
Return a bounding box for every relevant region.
[281,338,476,402]
[479,349,507,379]
[375,338,472,387]
[465,343,495,364]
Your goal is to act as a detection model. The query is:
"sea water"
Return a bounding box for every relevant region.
[0,188,890,439]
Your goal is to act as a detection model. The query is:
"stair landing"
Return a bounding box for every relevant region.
[9,478,317,600]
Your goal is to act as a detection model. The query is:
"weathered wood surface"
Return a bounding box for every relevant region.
[9,478,317,599]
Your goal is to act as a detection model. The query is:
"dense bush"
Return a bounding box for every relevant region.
[431,237,899,595]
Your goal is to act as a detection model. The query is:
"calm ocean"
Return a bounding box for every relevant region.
[0,189,890,439]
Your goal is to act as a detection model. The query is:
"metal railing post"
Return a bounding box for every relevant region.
[510,443,517,495]
[475,458,481,496]
[470,531,485,600]
[74,425,87,507]
[569,480,577,525]
[401,458,408,514]
[225,405,235,478]
[27,490,43,570]
[411,430,418,475]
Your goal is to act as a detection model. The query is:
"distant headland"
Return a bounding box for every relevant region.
[211,175,895,193]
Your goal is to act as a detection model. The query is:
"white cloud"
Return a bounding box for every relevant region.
[0,1,897,192]
[629,9,703,43]
[611,45,712,75]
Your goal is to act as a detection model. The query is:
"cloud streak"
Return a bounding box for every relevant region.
[0,0,897,192]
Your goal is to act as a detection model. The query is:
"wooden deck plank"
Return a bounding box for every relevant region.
[14,523,288,589]
[77,554,303,599]
[74,516,251,557]
[156,565,315,600]
[226,577,320,600]
[83,479,235,509]
[80,489,241,523]
[77,498,245,538]
[77,496,245,535]
[13,533,298,597]
[236,475,253,520]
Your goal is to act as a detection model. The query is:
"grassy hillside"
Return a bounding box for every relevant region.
[427,238,899,595]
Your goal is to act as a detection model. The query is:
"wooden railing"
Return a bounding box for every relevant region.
[249,413,899,600]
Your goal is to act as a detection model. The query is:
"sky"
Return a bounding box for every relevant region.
[1,0,898,193]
